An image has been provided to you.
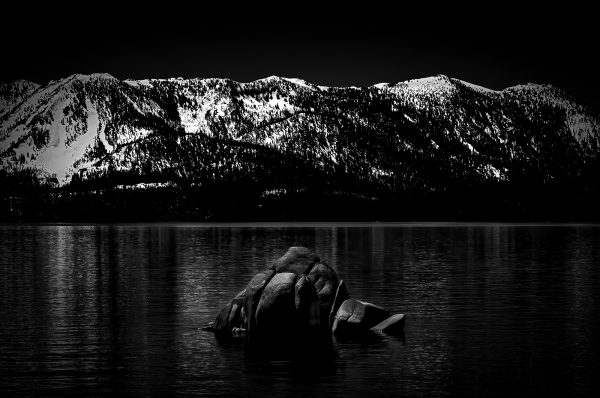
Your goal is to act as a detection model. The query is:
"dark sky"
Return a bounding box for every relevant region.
[3,2,599,109]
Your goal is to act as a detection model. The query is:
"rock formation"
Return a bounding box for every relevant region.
[203,247,405,344]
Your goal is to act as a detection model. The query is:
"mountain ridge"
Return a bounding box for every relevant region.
[1,73,599,221]
[2,73,572,91]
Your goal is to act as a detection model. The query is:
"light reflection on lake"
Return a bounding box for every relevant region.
[0,223,598,396]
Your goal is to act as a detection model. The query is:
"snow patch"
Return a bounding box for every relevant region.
[73,73,116,82]
[124,79,154,88]
[483,164,502,180]
[116,182,174,189]
[267,92,294,111]
[178,99,215,135]
[263,128,287,146]
[282,77,314,90]
[404,75,454,93]
[98,122,113,152]
[568,113,598,143]
[371,167,392,178]
[31,99,100,183]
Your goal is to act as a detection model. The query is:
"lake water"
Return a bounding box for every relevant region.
[1,223,599,396]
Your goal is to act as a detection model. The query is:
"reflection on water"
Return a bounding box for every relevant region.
[0,224,599,396]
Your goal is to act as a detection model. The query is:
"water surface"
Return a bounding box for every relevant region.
[1,223,598,396]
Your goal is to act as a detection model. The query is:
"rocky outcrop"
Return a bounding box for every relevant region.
[331,299,390,336]
[205,247,406,343]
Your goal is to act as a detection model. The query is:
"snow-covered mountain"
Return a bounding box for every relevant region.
[1,73,598,192]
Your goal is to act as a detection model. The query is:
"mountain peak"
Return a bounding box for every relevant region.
[280,77,315,89]
[389,75,458,97]
[74,73,116,81]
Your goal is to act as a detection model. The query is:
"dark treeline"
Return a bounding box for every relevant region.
[2,163,599,222]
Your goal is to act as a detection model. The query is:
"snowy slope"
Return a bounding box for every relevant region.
[1,73,598,186]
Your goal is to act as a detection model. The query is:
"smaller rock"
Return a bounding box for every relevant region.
[370,313,406,335]
[332,299,390,336]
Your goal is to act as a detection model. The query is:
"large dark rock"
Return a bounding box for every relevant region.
[243,269,275,335]
[332,299,391,336]
[271,247,320,275]
[370,313,406,335]
[255,272,298,339]
[329,279,349,328]
[307,262,338,326]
